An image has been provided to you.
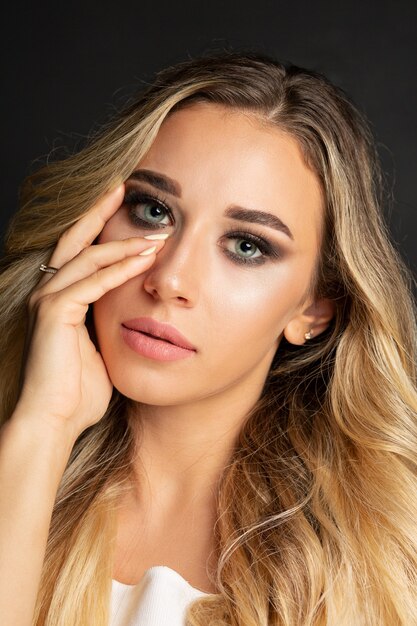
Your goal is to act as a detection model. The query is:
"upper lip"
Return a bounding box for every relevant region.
[121,317,196,351]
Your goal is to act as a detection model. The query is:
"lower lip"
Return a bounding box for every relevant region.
[120,325,196,362]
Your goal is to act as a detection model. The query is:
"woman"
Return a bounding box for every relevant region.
[0,50,416,626]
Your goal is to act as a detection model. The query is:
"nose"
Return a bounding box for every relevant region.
[141,228,203,305]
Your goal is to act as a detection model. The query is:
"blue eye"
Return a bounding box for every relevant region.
[222,232,276,265]
[123,190,282,266]
[124,190,173,229]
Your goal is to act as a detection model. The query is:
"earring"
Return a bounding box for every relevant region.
[304,329,313,340]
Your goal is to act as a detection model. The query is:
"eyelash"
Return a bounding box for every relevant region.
[123,189,282,266]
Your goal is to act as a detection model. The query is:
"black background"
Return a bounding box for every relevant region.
[1,0,416,280]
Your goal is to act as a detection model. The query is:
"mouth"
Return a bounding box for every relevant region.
[138,330,177,345]
[121,317,197,352]
[120,324,196,362]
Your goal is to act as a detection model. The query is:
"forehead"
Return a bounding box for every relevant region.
[137,103,324,248]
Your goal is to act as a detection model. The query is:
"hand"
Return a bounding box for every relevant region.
[13,183,166,440]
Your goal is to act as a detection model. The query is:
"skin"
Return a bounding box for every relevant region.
[92,103,334,591]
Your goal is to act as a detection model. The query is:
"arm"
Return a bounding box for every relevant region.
[0,410,76,626]
[0,184,166,625]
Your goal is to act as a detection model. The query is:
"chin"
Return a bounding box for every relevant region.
[109,373,193,406]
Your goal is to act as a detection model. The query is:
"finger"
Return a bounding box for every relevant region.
[42,252,160,327]
[37,183,125,288]
[51,183,126,264]
[35,236,167,297]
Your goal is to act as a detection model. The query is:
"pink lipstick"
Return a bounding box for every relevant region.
[120,317,196,362]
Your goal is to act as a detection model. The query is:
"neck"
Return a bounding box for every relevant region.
[126,370,267,507]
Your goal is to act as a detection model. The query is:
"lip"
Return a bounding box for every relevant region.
[121,316,196,351]
[120,326,195,362]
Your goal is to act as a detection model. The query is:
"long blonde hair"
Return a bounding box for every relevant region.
[1,50,416,625]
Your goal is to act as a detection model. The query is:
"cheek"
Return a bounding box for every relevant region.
[212,270,300,351]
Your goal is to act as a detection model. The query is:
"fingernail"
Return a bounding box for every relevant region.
[139,245,157,256]
[143,233,170,240]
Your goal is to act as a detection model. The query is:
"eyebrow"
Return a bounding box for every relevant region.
[128,169,182,197]
[127,168,294,240]
[224,207,294,240]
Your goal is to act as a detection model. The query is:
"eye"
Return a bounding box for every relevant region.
[123,190,174,229]
[222,231,282,266]
[225,235,263,261]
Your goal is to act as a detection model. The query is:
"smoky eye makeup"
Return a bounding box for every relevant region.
[122,186,284,266]
[123,188,174,229]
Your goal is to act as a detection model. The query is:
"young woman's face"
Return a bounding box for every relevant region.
[93,103,324,406]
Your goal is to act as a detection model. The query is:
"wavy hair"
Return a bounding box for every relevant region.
[1,50,416,625]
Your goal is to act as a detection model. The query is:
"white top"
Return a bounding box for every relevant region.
[110,566,211,626]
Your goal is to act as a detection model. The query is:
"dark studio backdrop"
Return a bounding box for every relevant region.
[1,0,416,287]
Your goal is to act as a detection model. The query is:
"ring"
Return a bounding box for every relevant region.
[39,264,59,274]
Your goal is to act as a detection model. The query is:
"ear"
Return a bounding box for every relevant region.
[283,297,335,346]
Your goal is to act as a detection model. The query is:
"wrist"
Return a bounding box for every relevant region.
[7,403,78,453]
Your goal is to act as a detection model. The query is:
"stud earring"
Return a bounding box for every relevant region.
[304,329,313,340]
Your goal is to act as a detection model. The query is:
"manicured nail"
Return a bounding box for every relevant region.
[139,245,157,256]
[143,233,170,240]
